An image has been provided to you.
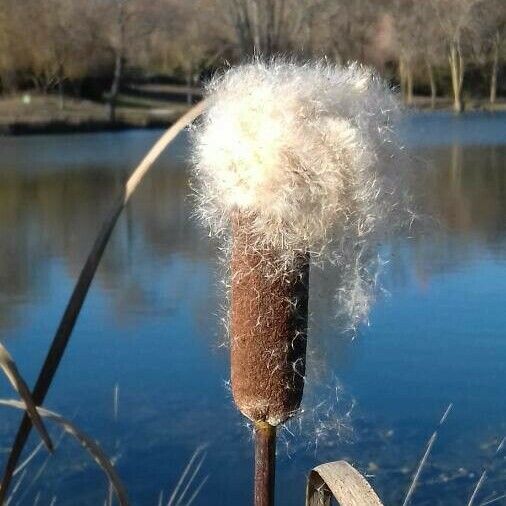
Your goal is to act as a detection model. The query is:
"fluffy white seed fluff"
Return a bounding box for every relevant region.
[192,59,412,329]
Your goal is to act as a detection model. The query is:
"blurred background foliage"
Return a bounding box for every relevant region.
[0,0,505,113]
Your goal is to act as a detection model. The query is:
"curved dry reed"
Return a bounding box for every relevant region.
[0,101,208,502]
[0,399,129,506]
[0,343,53,452]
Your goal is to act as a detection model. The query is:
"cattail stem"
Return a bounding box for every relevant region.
[254,421,276,506]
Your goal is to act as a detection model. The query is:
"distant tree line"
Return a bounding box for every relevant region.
[0,0,505,112]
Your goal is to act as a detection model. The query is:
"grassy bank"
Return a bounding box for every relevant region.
[0,84,201,135]
[404,95,506,112]
[0,88,504,136]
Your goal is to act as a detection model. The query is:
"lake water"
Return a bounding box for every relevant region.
[0,113,505,505]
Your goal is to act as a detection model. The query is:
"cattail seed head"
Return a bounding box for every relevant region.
[193,59,406,265]
[192,59,410,424]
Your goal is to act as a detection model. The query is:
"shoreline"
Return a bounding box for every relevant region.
[3,109,506,137]
[0,117,175,136]
[0,95,504,137]
[0,90,194,136]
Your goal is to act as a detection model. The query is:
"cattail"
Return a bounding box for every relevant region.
[192,59,409,505]
[230,213,310,425]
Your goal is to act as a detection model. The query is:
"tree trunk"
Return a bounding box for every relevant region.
[406,63,414,106]
[58,81,64,110]
[399,58,407,103]
[108,51,123,123]
[109,0,126,123]
[57,64,65,111]
[490,31,500,105]
[426,61,437,109]
[273,0,286,52]
[449,41,464,113]
[250,0,261,52]
[186,71,193,105]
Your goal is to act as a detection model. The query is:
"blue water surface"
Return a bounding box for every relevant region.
[0,112,505,505]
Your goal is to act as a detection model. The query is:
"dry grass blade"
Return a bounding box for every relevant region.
[0,100,207,502]
[468,473,487,506]
[0,343,53,452]
[467,437,505,506]
[113,383,120,422]
[13,440,45,477]
[185,475,209,506]
[167,445,207,506]
[175,450,207,505]
[0,399,129,506]
[14,428,66,506]
[402,403,453,506]
[5,469,26,506]
[479,493,506,506]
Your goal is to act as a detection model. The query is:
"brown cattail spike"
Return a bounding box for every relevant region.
[231,214,310,425]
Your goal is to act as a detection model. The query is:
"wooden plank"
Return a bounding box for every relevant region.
[306,461,383,506]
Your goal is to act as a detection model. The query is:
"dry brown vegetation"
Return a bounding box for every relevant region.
[0,0,505,115]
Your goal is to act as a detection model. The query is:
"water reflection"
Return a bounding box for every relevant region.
[2,143,504,334]
[0,161,215,334]
[0,126,505,505]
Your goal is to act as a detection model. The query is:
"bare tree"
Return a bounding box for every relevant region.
[28,0,76,107]
[432,0,482,112]
[424,17,446,109]
[0,0,24,92]
[392,0,424,104]
[99,0,154,122]
[390,0,445,107]
[145,0,228,102]
[0,0,503,109]
[474,0,506,104]
[324,0,381,65]
[0,0,100,104]
[111,0,127,121]
[217,0,327,58]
